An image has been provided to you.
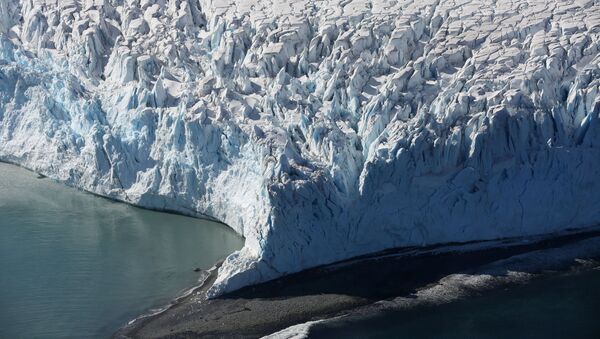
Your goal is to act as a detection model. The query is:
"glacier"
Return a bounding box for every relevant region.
[1,0,600,297]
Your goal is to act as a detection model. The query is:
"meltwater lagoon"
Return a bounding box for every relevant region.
[0,162,243,338]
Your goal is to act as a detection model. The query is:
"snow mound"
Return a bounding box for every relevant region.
[1,0,600,296]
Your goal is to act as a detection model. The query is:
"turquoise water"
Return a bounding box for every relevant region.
[309,268,600,338]
[0,163,244,338]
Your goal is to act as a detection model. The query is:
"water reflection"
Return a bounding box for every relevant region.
[0,162,244,338]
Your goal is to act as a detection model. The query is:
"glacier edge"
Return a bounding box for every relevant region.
[1,0,600,297]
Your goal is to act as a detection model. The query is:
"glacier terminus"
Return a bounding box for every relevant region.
[1,0,600,299]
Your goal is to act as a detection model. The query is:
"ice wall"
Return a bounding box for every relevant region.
[1,0,600,296]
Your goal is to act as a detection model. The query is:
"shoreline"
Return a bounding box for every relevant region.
[4,160,599,337]
[0,160,245,338]
[273,265,600,338]
[0,159,238,234]
[116,227,600,338]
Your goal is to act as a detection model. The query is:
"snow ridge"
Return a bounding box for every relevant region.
[1,0,600,296]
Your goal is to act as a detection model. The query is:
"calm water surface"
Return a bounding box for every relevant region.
[310,268,600,338]
[0,163,244,338]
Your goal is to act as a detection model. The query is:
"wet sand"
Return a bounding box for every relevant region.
[115,228,600,338]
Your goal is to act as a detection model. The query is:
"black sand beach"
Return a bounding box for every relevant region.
[116,229,600,338]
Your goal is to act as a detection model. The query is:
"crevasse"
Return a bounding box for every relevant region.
[1,0,600,297]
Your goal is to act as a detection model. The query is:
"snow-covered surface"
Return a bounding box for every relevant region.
[261,320,324,339]
[1,0,600,296]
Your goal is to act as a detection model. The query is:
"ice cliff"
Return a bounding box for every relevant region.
[1,0,600,296]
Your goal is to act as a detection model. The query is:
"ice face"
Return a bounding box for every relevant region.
[1,0,600,296]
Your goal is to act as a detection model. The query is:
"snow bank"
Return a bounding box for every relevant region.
[1,0,600,296]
